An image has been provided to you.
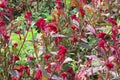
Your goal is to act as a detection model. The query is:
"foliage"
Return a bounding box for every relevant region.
[0,0,120,80]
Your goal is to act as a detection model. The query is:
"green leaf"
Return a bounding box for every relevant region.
[66,0,71,8]
[117,16,120,25]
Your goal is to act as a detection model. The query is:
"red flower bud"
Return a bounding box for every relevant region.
[72,36,78,44]
[58,45,67,55]
[79,8,85,18]
[44,23,58,34]
[98,32,106,39]
[0,21,6,26]
[71,25,77,31]
[11,78,18,80]
[24,12,32,19]
[98,39,106,51]
[106,62,114,70]
[0,0,7,8]
[112,28,118,35]
[25,66,30,75]
[13,43,18,48]
[13,54,20,62]
[46,63,51,73]
[0,12,2,17]
[61,72,68,80]
[108,18,117,25]
[24,12,32,24]
[35,69,42,80]
[27,56,34,61]
[54,37,62,45]
[43,54,51,61]
[71,14,77,20]
[98,39,106,48]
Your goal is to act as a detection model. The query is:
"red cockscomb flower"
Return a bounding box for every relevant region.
[98,39,107,51]
[61,72,68,80]
[44,23,58,34]
[24,12,32,19]
[71,25,77,31]
[98,39,106,48]
[57,45,67,61]
[35,69,42,80]
[4,35,10,41]
[0,12,2,17]
[11,78,18,80]
[71,14,77,20]
[0,26,10,42]
[56,0,62,4]
[24,12,32,24]
[35,18,46,30]
[79,8,85,18]
[43,54,51,61]
[0,0,7,8]
[112,28,118,35]
[46,63,51,73]
[0,27,7,35]
[0,21,6,26]
[56,0,62,10]
[106,62,114,70]
[54,37,62,45]
[58,45,67,55]
[98,32,106,39]
[72,36,78,44]
[111,28,118,40]
[108,18,117,25]
[56,5,62,10]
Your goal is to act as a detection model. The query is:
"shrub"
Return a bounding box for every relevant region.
[0,0,120,80]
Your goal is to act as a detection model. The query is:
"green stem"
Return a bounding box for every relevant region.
[30,28,39,61]
[37,0,39,11]
[17,27,29,56]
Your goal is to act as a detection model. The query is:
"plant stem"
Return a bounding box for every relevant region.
[17,27,29,56]
[30,28,39,61]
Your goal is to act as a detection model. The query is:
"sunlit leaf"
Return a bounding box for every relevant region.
[51,75,62,80]
[86,66,105,76]
[81,43,92,49]
[50,33,66,38]
[9,70,19,78]
[81,38,88,43]
[72,19,79,29]
[86,25,96,35]
[63,57,73,64]
[38,64,50,78]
